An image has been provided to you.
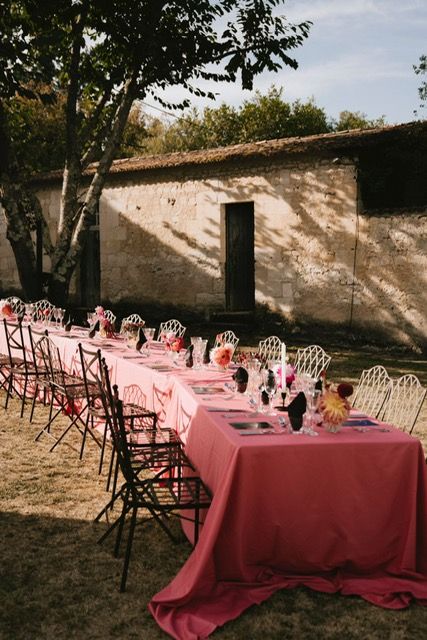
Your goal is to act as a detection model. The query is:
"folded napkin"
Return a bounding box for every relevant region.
[185,344,194,368]
[287,391,307,431]
[232,366,248,393]
[135,327,147,351]
[88,320,99,339]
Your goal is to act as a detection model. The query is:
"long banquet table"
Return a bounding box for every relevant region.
[3,323,427,639]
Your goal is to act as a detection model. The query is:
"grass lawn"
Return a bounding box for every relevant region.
[1,345,427,640]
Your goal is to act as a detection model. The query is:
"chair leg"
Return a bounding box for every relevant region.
[120,505,138,593]
[98,421,110,474]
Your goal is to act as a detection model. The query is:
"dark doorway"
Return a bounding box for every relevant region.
[80,209,100,307]
[225,202,255,311]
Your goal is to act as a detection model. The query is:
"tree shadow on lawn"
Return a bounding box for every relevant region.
[1,509,427,640]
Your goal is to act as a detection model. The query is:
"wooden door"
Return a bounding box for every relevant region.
[225,202,255,311]
[80,212,100,307]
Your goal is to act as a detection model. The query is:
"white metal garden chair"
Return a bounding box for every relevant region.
[32,299,55,322]
[379,374,426,434]
[351,365,391,418]
[258,336,283,365]
[158,319,186,339]
[214,330,239,351]
[120,314,145,334]
[103,309,116,326]
[294,345,331,381]
[6,296,25,317]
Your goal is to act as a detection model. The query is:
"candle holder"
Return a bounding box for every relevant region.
[275,390,288,412]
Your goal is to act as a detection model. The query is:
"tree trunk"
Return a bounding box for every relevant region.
[0,100,40,300]
[48,75,138,305]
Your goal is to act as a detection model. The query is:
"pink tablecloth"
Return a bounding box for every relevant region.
[3,324,427,639]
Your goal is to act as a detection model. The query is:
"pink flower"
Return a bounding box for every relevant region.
[212,344,233,367]
[285,364,296,386]
[170,337,185,352]
[95,306,105,318]
[0,302,13,318]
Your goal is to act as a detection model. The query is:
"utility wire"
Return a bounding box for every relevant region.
[139,101,180,119]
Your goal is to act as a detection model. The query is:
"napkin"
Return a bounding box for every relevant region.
[88,320,99,339]
[135,327,147,351]
[185,344,194,368]
[287,391,307,431]
[232,366,248,393]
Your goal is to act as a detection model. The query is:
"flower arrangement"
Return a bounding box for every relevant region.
[95,306,115,338]
[272,363,296,389]
[318,383,354,432]
[0,300,13,318]
[161,332,185,353]
[210,343,234,370]
[122,320,145,334]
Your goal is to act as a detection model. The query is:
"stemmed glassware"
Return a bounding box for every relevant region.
[143,327,156,356]
[193,339,207,370]
[260,368,278,416]
[24,303,34,325]
[299,375,320,437]
[54,307,65,328]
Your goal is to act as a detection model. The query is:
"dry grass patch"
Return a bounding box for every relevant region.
[1,345,427,640]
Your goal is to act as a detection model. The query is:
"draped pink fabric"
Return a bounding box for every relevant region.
[3,325,427,639]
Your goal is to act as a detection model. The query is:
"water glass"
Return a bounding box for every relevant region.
[193,339,207,369]
[143,327,156,355]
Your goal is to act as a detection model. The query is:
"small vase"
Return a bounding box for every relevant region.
[323,421,343,433]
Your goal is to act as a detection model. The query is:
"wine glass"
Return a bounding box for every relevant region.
[261,368,278,416]
[54,307,65,328]
[300,376,319,437]
[24,303,34,325]
[143,327,156,356]
[87,311,97,328]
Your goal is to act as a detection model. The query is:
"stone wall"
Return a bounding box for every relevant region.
[353,211,427,346]
[1,153,426,347]
[99,157,359,318]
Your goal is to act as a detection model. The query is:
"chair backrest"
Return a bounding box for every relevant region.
[36,336,68,388]
[120,314,145,334]
[351,365,391,418]
[294,345,331,380]
[158,319,186,339]
[78,342,103,402]
[33,299,55,322]
[103,309,116,326]
[258,336,282,365]
[380,374,426,433]
[6,296,25,318]
[214,330,239,350]
[97,359,144,487]
[28,325,49,376]
[3,319,32,368]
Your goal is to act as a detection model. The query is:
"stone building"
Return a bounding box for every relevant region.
[1,121,427,347]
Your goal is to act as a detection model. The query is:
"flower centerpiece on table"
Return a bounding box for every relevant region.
[0,299,13,319]
[161,332,185,357]
[210,343,234,370]
[95,306,115,338]
[122,319,145,346]
[272,363,296,390]
[318,383,354,432]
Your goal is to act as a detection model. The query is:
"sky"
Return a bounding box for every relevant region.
[155,0,427,126]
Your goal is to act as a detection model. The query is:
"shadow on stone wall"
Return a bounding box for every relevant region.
[96,165,427,350]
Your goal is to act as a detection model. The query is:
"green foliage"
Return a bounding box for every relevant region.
[127,87,388,157]
[4,88,66,173]
[414,54,427,115]
[334,110,386,131]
